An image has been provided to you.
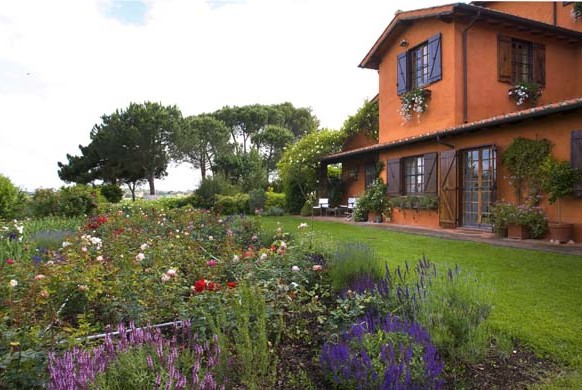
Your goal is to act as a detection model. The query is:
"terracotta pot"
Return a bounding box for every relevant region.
[508,223,529,240]
[548,223,573,243]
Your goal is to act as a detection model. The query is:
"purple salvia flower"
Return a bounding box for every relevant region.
[201,372,217,390]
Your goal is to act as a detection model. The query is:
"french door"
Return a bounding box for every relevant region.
[461,146,496,228]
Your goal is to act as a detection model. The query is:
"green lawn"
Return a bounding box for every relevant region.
[261,216,582,387]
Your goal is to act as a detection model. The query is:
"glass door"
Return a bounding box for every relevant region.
[462,146,496,228]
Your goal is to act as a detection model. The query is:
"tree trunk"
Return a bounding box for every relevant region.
[200,157,207,179]
[127,183,136,202]
[148,174,155,195]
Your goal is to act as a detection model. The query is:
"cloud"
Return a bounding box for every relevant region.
[0,0,438,192]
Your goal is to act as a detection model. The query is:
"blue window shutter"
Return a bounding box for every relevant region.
[427,33,442,83]
[397,52,408,95]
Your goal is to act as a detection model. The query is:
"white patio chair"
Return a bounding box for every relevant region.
[312,198,329,216]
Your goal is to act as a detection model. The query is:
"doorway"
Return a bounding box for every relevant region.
[461,146,496,228]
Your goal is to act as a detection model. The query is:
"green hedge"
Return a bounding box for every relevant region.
[30,185,103,218]
[265,192,285,210]
[214,193,250,215]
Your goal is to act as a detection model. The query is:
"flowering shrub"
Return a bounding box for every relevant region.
[320,314,443,389]
[1,207,331,387]
[399,88,431,122]
[508,81,542,106]
[491,202,547,239]
[353,179,389,221]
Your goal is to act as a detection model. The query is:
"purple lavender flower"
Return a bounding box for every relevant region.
[320,314,444,389]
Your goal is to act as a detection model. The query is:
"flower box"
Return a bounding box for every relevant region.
[508,82,541,106]
[507,223,529,240]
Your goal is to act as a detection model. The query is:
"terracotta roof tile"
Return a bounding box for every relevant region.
[321,97,582,162]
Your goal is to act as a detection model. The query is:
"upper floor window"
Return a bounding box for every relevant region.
[397,33,442,95]
[512,39,533,83]
[498,35,545,85]
[411,43,429,89]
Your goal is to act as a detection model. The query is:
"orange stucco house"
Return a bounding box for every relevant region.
[321,2,582,242]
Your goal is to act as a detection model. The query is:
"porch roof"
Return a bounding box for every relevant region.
[360,2,582,70]
[321,97,582,164]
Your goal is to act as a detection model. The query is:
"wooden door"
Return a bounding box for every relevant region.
[439,150,458,228]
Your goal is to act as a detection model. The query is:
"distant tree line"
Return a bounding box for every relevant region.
[57,102,318,200]
[57,99,378,209]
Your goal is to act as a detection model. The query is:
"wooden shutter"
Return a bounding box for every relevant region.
[572,131,582,197]
[427,33,442,84]
[439,150,458,228]
[423,152,437,194]
[386,159,401,195]
[497,35,512,83]
[397,52,408,95]
[533,43,546,86]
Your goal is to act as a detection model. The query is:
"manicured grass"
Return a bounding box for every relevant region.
[261,216,582,387]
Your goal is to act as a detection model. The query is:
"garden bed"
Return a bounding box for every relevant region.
[1,208,578,388]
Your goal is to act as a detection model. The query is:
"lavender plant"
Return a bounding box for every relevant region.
[332,257,493,371]
[320,313,444,389]
[48,321,225,390]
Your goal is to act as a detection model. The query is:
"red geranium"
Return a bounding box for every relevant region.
[206,282,220,291]
[227,281,237,288]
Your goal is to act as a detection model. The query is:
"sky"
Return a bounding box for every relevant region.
[0,0,441,192]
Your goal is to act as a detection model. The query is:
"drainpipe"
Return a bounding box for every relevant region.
[462,10,481,123]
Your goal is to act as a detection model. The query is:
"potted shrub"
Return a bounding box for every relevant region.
[490,202,512,238]
[491,202,547,240]
[540,157,582,242]
[355,179,388,222]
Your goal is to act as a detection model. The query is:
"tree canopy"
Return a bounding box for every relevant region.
[171,114,231,180]
[58,102,182,199]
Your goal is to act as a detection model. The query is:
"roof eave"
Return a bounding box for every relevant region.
[321,99,582,164]
[359,2,582,71]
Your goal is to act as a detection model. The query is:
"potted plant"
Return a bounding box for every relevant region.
[508,81,542,106]
[491,202,548,239]
[490,201,512,238]
[355,179,388,222]
[399,88,431,122]
[540,157,582,242]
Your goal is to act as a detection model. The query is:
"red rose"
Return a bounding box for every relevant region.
[206,282,220,291]
[6,258,14,265]
[193,279,207,292]
[227,282,237,288]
